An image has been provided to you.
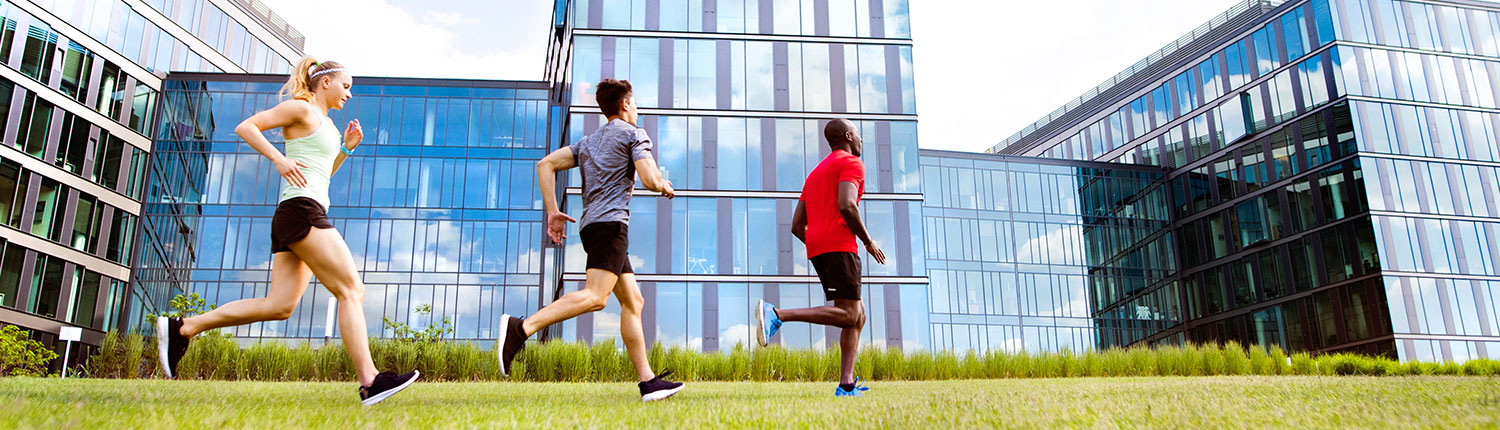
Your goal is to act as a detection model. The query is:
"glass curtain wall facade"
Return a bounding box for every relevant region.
[545,0,927,352]
[0,0,301,372]
[993,0,1500,361]
[141,75,552,344]
[919,150,1173,353]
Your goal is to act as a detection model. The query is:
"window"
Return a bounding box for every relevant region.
[71,195,98,251]
[20,22,57,83]
[60,42,93,102]
[1252,25,1278,76]
[1226,39,1251,89]
[687,39,716,109]
[1244,87,1267,133]
[17,94,53,158]
[1217,98,1247,146]
[58,114,92,174]
[858,45,887,113]
[1300,54,1330,109]
[1198,57,1223,102]
[1281,7,1308,61]
[0,243,23,309]
[1173,71,1196,117]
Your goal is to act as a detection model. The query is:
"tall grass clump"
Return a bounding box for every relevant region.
[123,332,145,379]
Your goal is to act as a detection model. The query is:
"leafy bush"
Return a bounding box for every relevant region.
[382,305,453,344]
[0,325,58,377]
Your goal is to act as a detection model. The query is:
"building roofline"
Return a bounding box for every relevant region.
[991,0,1286,155]
[919,148,1168,173]
[224,0,307,51]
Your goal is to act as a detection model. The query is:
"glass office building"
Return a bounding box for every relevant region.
[0,0,302,370]
[992,0,1500,361]
[140,75,553,343]
[545,0,927,352]
[918,150,1173,353]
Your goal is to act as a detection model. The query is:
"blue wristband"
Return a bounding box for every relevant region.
[340,145,355,155]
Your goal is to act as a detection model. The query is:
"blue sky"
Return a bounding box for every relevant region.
[261,0,1244,153]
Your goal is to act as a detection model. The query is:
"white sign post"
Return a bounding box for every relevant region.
[58,327,81,379]
[324,297,337,343]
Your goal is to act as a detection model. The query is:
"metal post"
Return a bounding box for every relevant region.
[61,341,71,379]
[324,297,337,344]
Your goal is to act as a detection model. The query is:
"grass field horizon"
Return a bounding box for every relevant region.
[4,376,1496,428]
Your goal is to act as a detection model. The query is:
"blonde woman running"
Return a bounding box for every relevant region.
[156,57,419,406]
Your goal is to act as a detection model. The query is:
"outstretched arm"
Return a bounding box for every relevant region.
[838,181,887,265]
[537,147,578,244]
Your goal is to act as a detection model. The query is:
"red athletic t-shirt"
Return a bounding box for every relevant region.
[799,149,865,258]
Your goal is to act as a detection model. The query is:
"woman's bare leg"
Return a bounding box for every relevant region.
[179,252,311,337]
[288,227,378,386]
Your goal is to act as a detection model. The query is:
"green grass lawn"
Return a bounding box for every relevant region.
[2,376,1497,429]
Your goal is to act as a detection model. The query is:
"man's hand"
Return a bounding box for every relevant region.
[865,240,887,265]
[659,179,676,199]
[546,211,577,244]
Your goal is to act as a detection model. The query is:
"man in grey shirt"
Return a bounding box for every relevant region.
[496,79,684,402]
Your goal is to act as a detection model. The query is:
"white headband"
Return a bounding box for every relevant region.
[310,67,345,79]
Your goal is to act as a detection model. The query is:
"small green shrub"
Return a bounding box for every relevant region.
[382,305,453,344]
[0,325,58,377]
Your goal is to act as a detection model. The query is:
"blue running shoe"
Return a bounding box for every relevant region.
[756,300,782,346]
[834,377,870,398]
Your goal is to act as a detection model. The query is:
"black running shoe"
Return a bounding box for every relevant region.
[638,370,685,402]
[359,370,420,406]
[155,316,189,379]
[496,314,527,377]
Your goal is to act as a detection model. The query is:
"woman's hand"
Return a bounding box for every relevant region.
[343,119,363,151]
[275,156,309,187]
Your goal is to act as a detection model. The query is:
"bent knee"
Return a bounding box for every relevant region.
[328,281,365,302]
[586,293,610,312]
[269,303,297,320]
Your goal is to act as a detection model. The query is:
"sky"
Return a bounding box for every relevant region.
[259,0,1244,153]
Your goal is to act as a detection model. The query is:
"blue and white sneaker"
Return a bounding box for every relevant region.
[834,377,870,398]
[755,300,782,347]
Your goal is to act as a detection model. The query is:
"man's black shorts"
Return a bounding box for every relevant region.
[810,252,861,301]
[271,197,334,253]
[581,221,633,274]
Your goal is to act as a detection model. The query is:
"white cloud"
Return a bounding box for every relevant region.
[910,0,1247,152]
[422,11,478,27]
[257,0,545,80]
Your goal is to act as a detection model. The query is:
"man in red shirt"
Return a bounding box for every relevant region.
[756,119,888,397]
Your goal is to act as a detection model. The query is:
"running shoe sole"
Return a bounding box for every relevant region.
[361,370,421,407]
[755,300,768,347]
[155,316,174,379]
[496,313,513,377]
[642,383,685,402]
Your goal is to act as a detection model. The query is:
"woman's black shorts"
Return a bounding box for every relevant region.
[271,197,333,253]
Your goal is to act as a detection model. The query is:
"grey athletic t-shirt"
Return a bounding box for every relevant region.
[573,119,654,228]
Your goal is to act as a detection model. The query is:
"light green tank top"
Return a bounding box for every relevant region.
[278,115,340,210]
